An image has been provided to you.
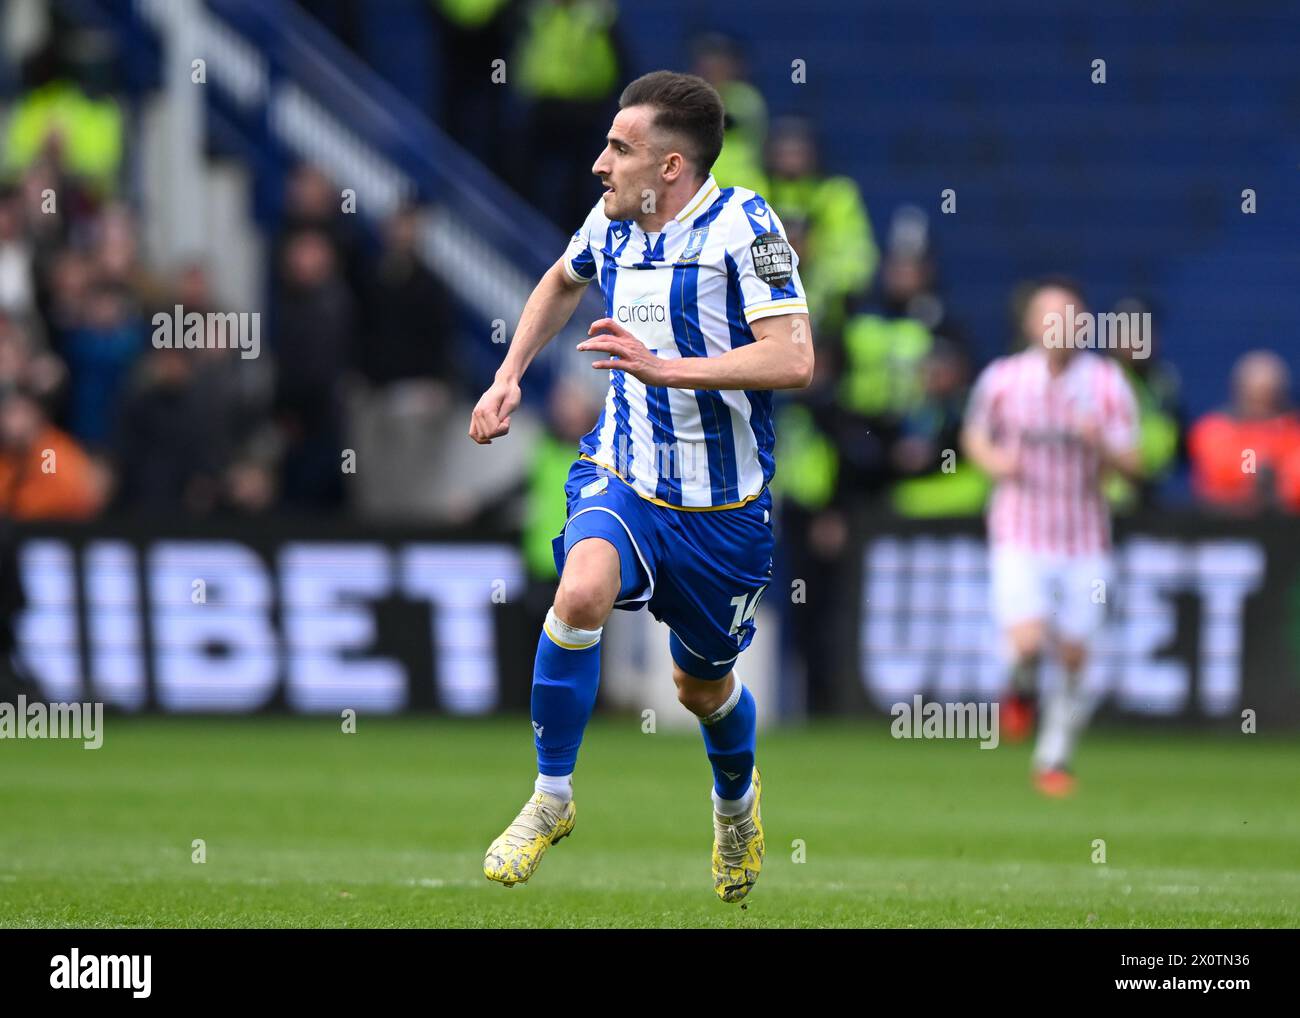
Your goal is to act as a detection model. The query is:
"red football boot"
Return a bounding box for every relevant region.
[1001,693,1036,743]
[1033,768,1077,798]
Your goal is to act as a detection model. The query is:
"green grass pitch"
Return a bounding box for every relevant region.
[2,715,1297,928]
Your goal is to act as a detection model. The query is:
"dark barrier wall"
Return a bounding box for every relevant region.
[6,515,1300,727]
[827,514,1300,729]
[6,519,538,717]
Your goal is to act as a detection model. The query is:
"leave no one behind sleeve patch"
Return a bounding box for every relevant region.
[750,231,793,288]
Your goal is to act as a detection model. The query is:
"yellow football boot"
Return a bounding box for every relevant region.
[483,790,575,887]
[712,766,764,903]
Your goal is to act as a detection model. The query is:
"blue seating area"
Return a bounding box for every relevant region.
[612,0,1300,419]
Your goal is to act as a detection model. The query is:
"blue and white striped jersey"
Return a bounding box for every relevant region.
[562,174,808,510]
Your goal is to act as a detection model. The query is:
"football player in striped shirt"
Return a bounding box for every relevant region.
[469,71,812,899]
[961,278,1141,796]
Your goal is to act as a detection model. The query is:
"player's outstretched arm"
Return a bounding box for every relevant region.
[577,313,814,392]
[469,256,588,444]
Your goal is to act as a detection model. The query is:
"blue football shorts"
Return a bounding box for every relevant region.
[551,456,775,680]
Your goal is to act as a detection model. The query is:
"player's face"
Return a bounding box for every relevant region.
[1024,286,1084,361]
[592,106,665,221]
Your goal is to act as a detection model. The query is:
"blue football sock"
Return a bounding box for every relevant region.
[699,679,756,801]
[531,607,602,777]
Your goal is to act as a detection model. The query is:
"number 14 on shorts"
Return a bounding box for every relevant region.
[728,586,768,642]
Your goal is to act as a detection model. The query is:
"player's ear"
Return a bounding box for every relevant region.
[661,150,685,184]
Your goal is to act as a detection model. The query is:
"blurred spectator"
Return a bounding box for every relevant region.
[889,337,989,517]
[1188,350,1300,514]
[111,347,222,513]
[773,397,840,524]
[194,322,279,515]
[86,203,171,322]
[511,0,623,231]
[165,261,217,321]
[111,326,276,516]
[36,246,92,346]
[93,204,149,292]
[434,0,518,168]
[272,228,355,510]
[764,117,877,338]
[0,187,37,328]
[58,280,146,449]
[691,33,769,193]
[772,349,847,714]
[273,164,367,304]
[770,195,855,704]
[361,206,458,392]
[19,158,77,263]
[832,207,955,498]
[0,313,65,406]
[770,210,843,527]
[0,386,106,520]
[347,206,461,519]
[1105,296,1183,510]
[4,34,123,198]
[521,375,602,580]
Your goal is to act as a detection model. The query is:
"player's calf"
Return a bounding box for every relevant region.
[1001,620,1046,742]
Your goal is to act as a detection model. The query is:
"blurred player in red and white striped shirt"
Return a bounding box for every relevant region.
[962,278,1142,795]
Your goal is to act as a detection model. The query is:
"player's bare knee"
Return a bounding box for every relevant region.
[553,580,613,631]
[673,667,732,717]
[554,540,620,629]
[1008,621,1046,663]
[676,683,724,717]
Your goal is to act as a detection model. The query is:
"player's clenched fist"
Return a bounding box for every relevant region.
[469,376,521,444]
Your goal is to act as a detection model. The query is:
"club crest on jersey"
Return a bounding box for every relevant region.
[750,231,793,288]
[579,476,609,499]
[677,227,709,264]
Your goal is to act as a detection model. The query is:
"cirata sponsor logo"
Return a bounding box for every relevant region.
[616,297,667,324]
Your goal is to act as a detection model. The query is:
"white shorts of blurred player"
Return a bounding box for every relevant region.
[991,545,1113,772]
[990,544,1114,651]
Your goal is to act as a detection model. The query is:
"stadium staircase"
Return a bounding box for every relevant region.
[54,0,601,394]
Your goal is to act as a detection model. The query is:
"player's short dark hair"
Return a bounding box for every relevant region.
[1010,273,1087,334]
[618,71,725,178]
[1027,273,1087,308]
